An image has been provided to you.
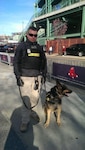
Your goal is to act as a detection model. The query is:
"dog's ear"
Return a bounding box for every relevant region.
[56,79,62,87]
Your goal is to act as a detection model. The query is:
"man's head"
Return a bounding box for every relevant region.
[26,26,38,43]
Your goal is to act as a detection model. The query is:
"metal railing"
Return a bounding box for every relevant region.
[0,52,14,65]
[35,0,84,17]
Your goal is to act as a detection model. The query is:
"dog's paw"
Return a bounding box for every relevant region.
[44,122,49,128]
[57,121,61,126]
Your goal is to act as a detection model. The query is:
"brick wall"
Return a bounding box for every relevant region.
[46,38,85,55]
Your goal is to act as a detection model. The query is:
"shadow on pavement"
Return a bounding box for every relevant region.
[4,107,39,150]
[4,127,26,150]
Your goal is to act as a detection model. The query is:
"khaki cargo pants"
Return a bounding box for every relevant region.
[19,76,42,124]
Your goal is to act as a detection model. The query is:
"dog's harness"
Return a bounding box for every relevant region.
[46,90,62,104]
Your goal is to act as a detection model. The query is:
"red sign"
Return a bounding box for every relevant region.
[68,67,78,79]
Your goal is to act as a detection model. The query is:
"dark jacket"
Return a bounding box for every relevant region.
[13,39,47,77]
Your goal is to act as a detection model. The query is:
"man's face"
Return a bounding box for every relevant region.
[27,29,37,42]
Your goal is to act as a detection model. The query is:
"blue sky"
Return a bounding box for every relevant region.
[0,0,36,35]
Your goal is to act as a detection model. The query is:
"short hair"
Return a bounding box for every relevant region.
[28,26,38,32]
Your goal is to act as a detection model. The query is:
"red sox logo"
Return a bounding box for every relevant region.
[68,67,78,79]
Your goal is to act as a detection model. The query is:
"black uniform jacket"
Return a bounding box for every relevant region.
[13,39,47,77]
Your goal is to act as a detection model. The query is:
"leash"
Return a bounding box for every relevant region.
[19,86,39,110]
[18,76,46,110]
[41,76,46,91]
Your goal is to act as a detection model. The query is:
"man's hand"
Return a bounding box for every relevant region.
[40,72,46,83]
[16,77,24,86]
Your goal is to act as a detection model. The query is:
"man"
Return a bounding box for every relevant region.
[13,26,47,132]
[49,46,53,55]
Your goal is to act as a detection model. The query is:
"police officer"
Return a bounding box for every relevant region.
[13,26,47,132]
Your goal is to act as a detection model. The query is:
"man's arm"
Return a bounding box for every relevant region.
[13,43,22,77]
[13,43,24,86]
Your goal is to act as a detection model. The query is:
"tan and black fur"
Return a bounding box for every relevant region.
[43,79,72,128]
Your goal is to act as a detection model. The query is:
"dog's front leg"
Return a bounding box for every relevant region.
[44,109,51,128]
[56,104,62,126]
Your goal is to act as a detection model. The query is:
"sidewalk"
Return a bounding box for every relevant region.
[0,62,85,150]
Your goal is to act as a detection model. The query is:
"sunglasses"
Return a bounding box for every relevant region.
[28,33,37,37]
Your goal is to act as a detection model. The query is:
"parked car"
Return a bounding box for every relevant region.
[65,43,85,56]
[0,45,6,52]
[3,45,15,53]
[0,44,15,53]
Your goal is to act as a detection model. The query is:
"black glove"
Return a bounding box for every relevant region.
[40,72,46,83]
[16,77,24,86]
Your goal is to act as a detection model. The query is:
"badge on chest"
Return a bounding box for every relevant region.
[27,49,31,54]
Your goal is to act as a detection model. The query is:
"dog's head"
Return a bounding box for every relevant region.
[46,79,72,101]
[55,79,72,97]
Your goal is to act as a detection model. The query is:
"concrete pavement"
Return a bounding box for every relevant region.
[0,62,85,150]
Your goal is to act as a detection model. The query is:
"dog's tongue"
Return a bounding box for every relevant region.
[65,93,69,97]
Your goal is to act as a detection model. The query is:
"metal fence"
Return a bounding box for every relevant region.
[0,52,14,65]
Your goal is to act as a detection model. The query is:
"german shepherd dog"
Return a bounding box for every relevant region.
[43,79,72,128]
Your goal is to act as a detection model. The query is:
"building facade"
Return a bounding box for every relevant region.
[25,0,84,54]
[33,0,85,45]
[19,0,85,54]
